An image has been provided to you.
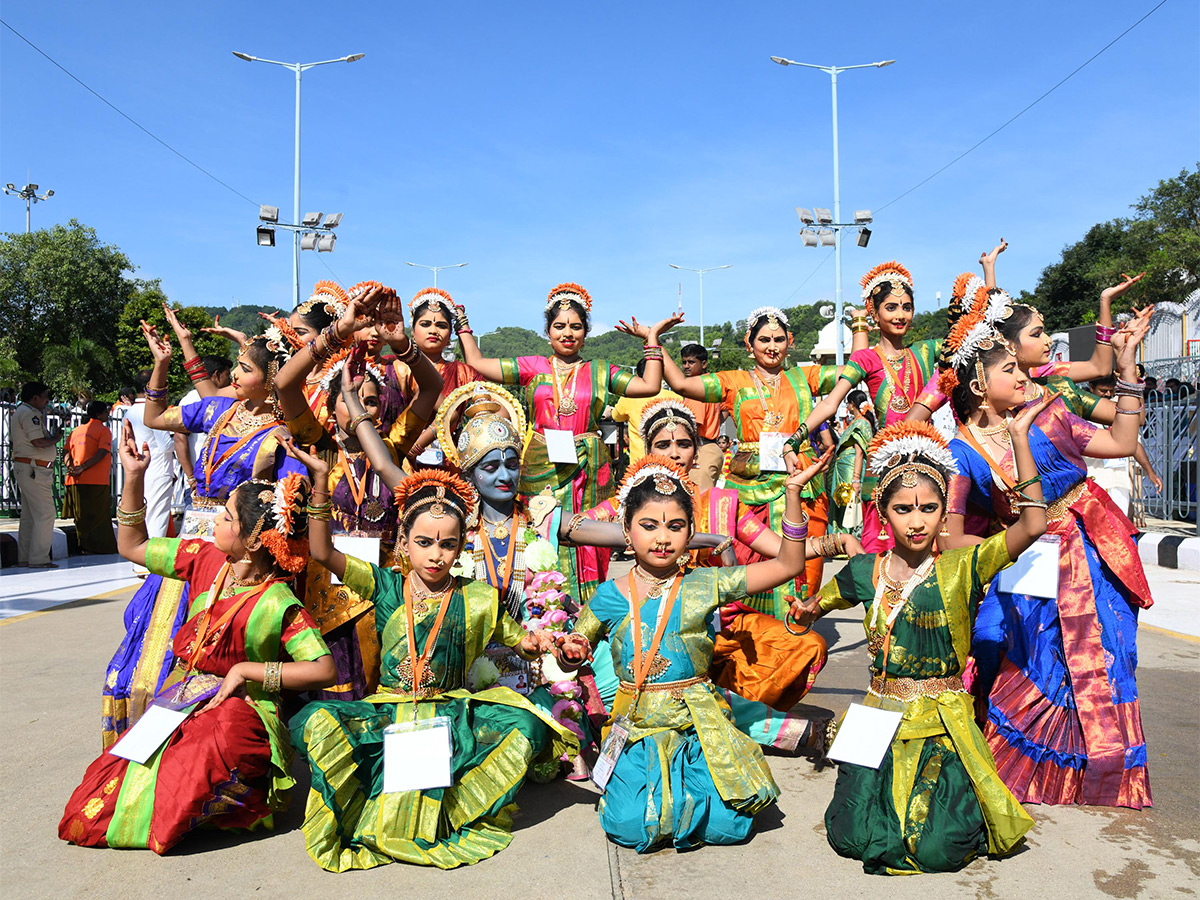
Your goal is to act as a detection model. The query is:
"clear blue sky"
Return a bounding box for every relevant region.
[2,2,1196,336]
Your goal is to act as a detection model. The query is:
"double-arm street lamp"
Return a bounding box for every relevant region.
[668,263,731,348]
[770,55,894,366]
[405,261,469,289]
[3,181,54,233]
[234,51,365,306]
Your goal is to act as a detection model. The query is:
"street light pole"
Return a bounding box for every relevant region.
[668,264,731,347]
[3,182,54,233]
[234,51,365,306]
[770,56,894,366]
[405,261,469,289]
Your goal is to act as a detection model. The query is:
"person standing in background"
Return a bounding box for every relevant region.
[171,355,232,509]
[64,401,118,554]
[679,343,726,490]
[123,370,178,538]
[11,381,61,568]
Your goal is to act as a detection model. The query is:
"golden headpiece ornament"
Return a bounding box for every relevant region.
[434,383,527,472]
[743,306,790,346]
[394,468,478,530]
[297,280,349,319]
[410,286,457,318]
[546,282,592,313]
[860,261,914,320]
[638,398,698,447]
[615,455,696,509]
[867,422,958,510]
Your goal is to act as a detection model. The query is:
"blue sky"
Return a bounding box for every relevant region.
[2,2,1196,337]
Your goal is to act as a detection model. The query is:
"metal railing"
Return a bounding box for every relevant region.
[1,402,129,517]
[1141,355,1200,384]
[1133,389,1198,531]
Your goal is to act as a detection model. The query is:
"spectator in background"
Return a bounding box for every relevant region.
[11,381,61,568]
[64,401,117,554]
[113,386,136,415]
[123,369,178,538]
[1164,377,1182,395]
[1144,375,1158,394]
[172,355,232,508]
[678,343,726,490]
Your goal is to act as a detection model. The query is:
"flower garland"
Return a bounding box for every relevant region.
[545,281,592,312]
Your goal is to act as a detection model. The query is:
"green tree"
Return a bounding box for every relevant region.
[41,336,114,404]
[117,281,230,398]
[0,219,132,393]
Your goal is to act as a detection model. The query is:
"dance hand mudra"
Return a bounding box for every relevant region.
[204,313,248,347]
[375,288,407,345]
[140,319,172,362]
[615,312,685,343]
[786,446,833,486]
[118,420,152,475]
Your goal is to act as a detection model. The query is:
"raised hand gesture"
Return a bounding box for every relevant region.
[161,302,193,343]
[1100,272,1146,304]
[786,446,834,492]
[979,238,1008,268]
[1008,389,1059,437]
[614,317,652,341]
[141,320,172,364]
[118,420,152,476]
[375,287,408,348]
[203,314,248,347]
[1112,313,1150,374]
[281,437,329,480]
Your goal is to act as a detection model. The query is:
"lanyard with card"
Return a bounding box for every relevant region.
[331,535,381,586]
[997,534,1061,599]
[543,428,579,464]
[416,441,445,466]
[758,432,787,472]
[383,716,454,792]
[110,672,224,765]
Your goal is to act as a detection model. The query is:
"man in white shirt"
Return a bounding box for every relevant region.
[11,382,61,567]
[123,370,179,538]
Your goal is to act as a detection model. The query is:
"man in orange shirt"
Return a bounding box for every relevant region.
[679,344,725,489]
[64,400,117,554]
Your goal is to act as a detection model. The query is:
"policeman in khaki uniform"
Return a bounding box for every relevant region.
[11,382,61,567]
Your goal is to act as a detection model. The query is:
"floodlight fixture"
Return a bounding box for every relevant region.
[800,229,818,247]
[301,211,323,227]
[259,204,279,223]
[711,338,723,347]
[346,53,366,63]
[857,227,872,248]
[817,228,836,246]
[45,190,54,197]
[317,234,336,252]
[322,212,343,228]
[876,60,896,68]
[5,183,13,190]
[232,51,254,61]
[813,208,833,224]
[300,233,319,251]
[256,226,276,247]
[796,207,815,225]
[854,210,872,224]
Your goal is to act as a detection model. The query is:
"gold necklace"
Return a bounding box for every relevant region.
[481,513,512,541]
[408,573,452,616]
[632,564,673,599]
[752,369,785,428]
[551,357,583,416]
[233,402,277,432]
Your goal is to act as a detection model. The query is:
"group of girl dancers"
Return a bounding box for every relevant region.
[59,246,1155,876]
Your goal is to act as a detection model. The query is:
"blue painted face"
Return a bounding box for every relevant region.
[471,448,521,511]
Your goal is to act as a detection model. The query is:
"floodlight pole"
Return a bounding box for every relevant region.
[3,182,54,233]
[669,264,731,347]
[405,261,469,289]
[771,56,894,365]
[234,51,364,306]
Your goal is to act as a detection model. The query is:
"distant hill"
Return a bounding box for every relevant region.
[196,305,278,339]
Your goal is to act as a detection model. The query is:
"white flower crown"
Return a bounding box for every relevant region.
[868,434,959,480]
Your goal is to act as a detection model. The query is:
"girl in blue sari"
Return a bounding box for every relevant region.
[101,316,302,748]
[555,453,829,853]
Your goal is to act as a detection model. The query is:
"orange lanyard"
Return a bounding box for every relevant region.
[202,403,276,495]
[481,516,519,597]
[336,447,371,511]
[184,564,272,671]
[959,428,1016,490]
[626,571,683,698]
[403,578,456,700]
[877,347,916,403]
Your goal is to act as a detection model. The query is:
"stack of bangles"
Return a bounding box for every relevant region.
[395,339,421,364]
[306,491,333,521]
[811,533,842,558]
[1114,377,1146,414]
[144,385,168,402]
[850,315,870,334]
[455,312,472,336]
[710,535,734,555]
[183,356,208,383]
[1010,475,1046,509]
[780,514,809,542]
[346,412,374,433]
[322,323,349,352]
[784,423,810,456]
[262,661,284,694]
[1095,324,1116,346]
[306,336,329,363]
[116,504,147,526]
[643,344,664,361]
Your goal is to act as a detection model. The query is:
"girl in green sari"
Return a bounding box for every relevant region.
[287,462,579,871]
[829,389,876,537]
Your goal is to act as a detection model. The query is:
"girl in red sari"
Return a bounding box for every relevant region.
[61,423,335,853]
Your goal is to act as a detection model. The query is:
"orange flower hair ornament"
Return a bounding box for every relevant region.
[394,468,479,531]
[244,473,311,575]
[297,280,349,319]
[615,454,697,509]
[258,312,305,350]
[546,282,592,313]
[860,261,914,320]
[867,421,958,508]
[937,307,1004,397]
[317,347,386,394]
[410,286,457,317]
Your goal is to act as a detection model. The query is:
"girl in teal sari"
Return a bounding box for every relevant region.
[287,464,579,871]
[556,453,829,853]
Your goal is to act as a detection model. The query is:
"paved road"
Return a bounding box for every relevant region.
[1,567,1196,900]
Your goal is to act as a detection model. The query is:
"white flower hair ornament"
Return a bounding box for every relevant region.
[638,398,697,446]
[867,422,959,506]
[615,455,696,509]
[318,355,385,394]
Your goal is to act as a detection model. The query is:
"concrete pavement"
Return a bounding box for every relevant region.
[1,566,1197,899]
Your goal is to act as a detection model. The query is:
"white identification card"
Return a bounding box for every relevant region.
[591,715,632,792]
[110,705,189,765]
[759,432,787,472]
[827,703,904,769]
[599,420,619,445]
[997,534,1061,599]
[331,535,381,585]
[383,717,454,793]
[544,428,579,464]
[1103,455,1128,469]
[416,441,444,466]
